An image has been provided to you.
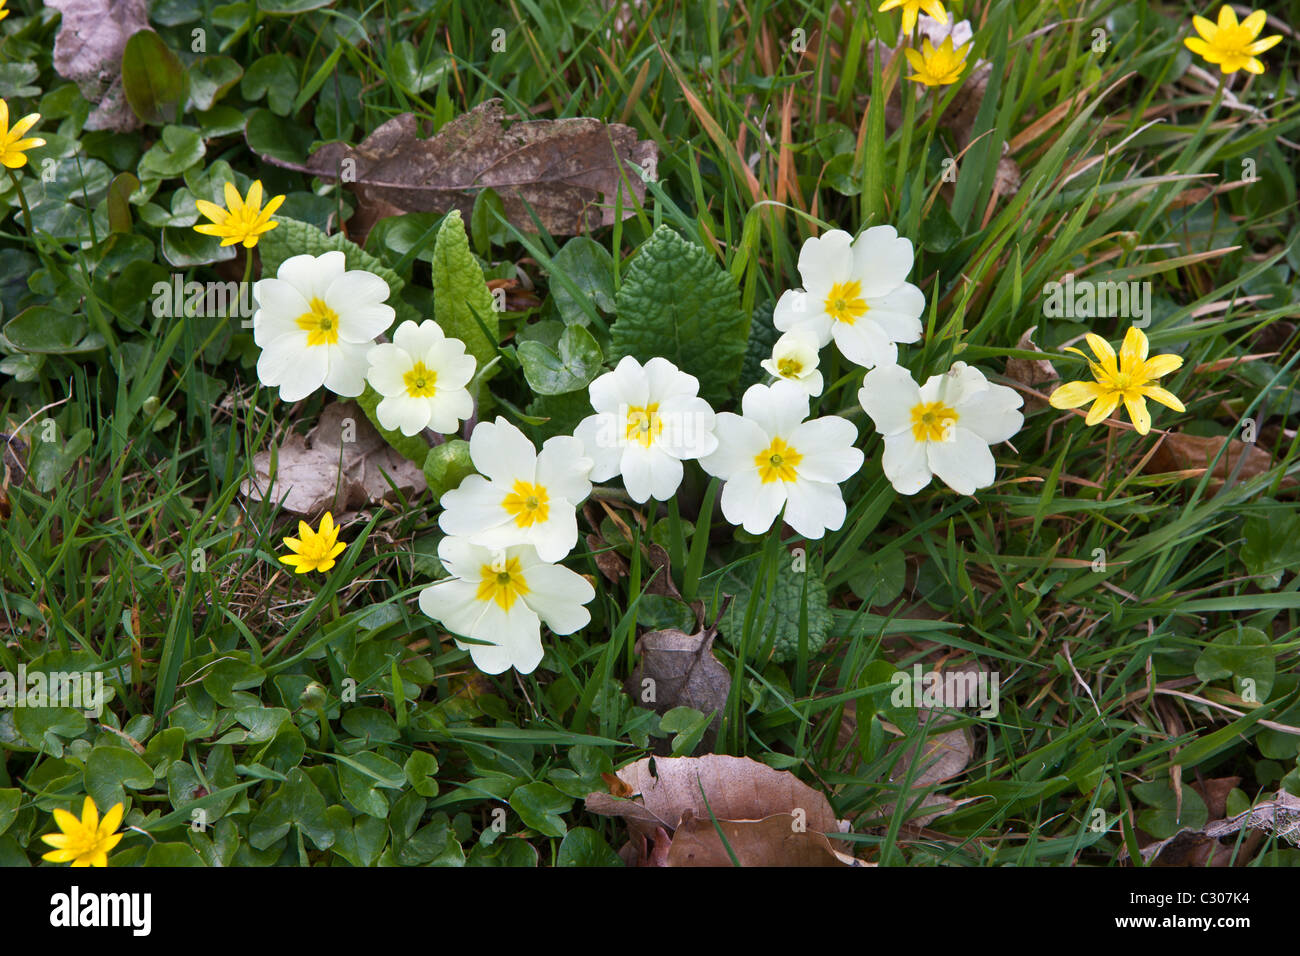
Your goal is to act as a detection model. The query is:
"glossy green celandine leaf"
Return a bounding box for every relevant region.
[121,29,188,125]
[517,323,603,395]
[422,439,474,503]
[549,236,615,326]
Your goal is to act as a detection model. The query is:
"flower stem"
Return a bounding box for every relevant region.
[6,168,37,249]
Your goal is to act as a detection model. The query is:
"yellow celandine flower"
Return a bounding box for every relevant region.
[194,180,285,248]
[0,0,10,21]
[40,796,125,868]
[1184,6,1282,75]
[904,36,970,87]
[1048,326,1185,436]
[878,0,948,35]
[279,512,347,574]
[0,99,45,170]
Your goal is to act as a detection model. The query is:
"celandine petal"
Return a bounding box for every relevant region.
[1048,380,1105,409]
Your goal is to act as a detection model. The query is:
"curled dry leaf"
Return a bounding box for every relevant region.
[585,531,628,584]
[586,754,853,866]
[241,401,427,515]
[2,431,28,486]
[1005,326,1059,398]
[47,0,147,132]
[642,542,681,600]
[255,99,658,240]
[625,623,731,752]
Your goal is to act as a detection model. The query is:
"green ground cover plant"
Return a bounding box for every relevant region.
[1,0,1299,867]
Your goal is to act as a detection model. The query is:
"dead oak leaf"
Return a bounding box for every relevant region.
[255,99,658,239]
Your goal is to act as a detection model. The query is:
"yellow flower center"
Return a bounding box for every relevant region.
[625,403,662,448]
[823,280,868,326]
[61,825,102,860]
[224,205,262,237]
[295,298,340,346]
[1096,345,1158,400]
[910,400,958,442]
[501,480,550,528]
[754,436,802,484]
[1207,23,1255,60]
[776,357,803,378]
[403,361,438,398]
[475,555,529,611]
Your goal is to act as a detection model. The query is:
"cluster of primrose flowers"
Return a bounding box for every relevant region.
[17,0,1282,869]
[243,213,1185,679]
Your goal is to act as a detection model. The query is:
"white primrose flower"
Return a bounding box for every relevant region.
[418,536,595,675]
[438,417,593,562]
[699,380,864,539]
[572,355,718,503]
[859,361,1024,496]
[760,329,824,396]
[773,226,924,370]
[365,320,477,436]
[253,251,396,402]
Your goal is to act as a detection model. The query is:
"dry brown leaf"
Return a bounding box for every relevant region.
[626,625,731,753]
[1004,328,1059,393]
[619,825,673,867]
[256,100,658,240]
[241,401,427,515]
[1145,432,1274,484]
[945,61,992,149]
[892,719,973,789]
[47,0,147,132]
[870,712,973,828]
[993,154,1023,197]
[642,543,681,600]
[1195,776,1242,822]
[664,810,858,867]
[585,531,628,584]
[586,754,850,862]
[838,660,981,828]
[485,276,541,313]
[601,772,634,798]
